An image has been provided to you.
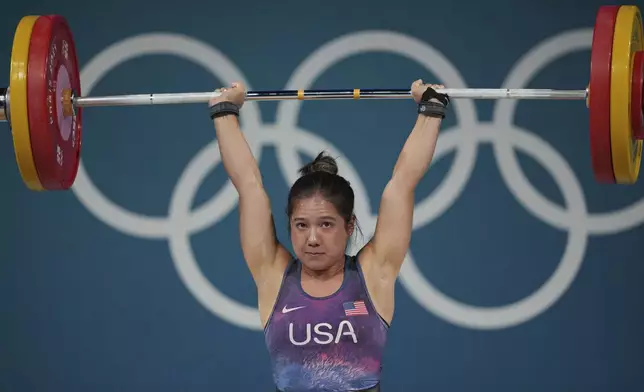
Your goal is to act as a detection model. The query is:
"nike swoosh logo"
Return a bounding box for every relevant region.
[282,305,306,314]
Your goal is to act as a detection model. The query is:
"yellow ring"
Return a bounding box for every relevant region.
[10,15,44,191]
[610,6,643,184]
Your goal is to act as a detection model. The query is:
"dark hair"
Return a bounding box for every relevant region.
[286,151,360,236]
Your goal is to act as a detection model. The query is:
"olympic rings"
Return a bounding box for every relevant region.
[72,29,644,331]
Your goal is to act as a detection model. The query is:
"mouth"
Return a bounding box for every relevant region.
[305,252,325,256]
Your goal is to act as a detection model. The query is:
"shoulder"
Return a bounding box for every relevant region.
[355,241,399,281]
[256,245,295,291]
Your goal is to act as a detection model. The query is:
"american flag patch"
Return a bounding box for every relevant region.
[343,300,368,316]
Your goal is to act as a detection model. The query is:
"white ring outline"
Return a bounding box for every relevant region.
[398,123,588,329]
[494,28,644,235]
[72,33,264,238]
[275,31,481,229]
[168,124,375,329]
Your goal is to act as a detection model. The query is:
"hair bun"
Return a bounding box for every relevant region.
[298,151,338,176]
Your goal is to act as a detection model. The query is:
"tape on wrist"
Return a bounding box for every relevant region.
[209,101,240,119]
[418,101,446,119]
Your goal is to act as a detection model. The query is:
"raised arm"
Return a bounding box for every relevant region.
[209,82,289,284]
[366,80,450,275]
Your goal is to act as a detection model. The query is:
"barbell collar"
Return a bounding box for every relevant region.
[0,88,7,122]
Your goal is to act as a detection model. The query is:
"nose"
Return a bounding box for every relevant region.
[307,228,319,247]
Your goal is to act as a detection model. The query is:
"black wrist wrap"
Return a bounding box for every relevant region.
[417,86,450,119]
[209,101,240,119]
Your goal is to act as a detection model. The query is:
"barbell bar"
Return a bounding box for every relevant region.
[0,88,588,115]
[1,6,643,192]
[54,88,592,108]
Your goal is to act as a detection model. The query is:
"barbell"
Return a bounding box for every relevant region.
[1,6,643,191]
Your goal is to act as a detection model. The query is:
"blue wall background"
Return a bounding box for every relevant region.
[1,0,644,391]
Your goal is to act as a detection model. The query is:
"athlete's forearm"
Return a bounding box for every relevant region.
[213,115,264,192]
[391,115,442,190]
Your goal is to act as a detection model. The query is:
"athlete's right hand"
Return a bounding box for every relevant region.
[209,81,246,107]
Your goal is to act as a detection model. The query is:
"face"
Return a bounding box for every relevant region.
[289,194,354,272]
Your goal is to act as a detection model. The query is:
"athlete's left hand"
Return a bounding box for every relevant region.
[411,79,445,104]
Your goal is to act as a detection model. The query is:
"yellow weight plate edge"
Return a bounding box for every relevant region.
[9,15,44,191]
[610,5,643,184]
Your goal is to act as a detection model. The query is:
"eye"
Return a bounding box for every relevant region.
[295,222,307,229]
[321,221,333,228]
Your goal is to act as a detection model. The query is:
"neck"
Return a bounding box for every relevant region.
[301,256,345,280]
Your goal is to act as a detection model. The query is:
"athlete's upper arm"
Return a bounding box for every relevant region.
[367,177,414,276]
[238,184,290,283]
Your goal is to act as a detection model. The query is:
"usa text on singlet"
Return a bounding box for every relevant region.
[264,255,389,392]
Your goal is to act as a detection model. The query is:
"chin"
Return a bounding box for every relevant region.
[300,253,338,271]
[301,259,328,271]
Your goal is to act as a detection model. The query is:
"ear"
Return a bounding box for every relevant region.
[346,214,356,236]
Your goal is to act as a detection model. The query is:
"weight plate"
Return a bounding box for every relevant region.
[9,15,43,191]
[27,15,83,190]
[631,51,644,140]
[589,5,619,183]
[610,5,643,183]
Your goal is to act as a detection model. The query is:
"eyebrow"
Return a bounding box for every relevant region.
[293,216,337,221]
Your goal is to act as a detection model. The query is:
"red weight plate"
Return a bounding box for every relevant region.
[27,14,82,190]
[632,51,644,140]
[589,6,619,183]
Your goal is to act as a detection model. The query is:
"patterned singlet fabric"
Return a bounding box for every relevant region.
[263,254,389,392]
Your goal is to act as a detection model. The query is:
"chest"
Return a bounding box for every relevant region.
[266,286,384,350]
[268,304,379,349]
[300,274,344,298]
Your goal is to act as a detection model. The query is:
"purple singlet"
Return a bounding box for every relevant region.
[264,254,389,392]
